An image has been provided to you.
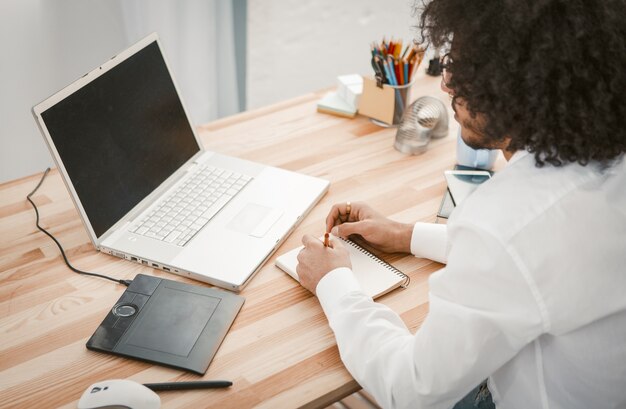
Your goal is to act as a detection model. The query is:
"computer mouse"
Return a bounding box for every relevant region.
[77,379,161,409]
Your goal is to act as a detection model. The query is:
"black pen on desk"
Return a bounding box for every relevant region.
[143,381,233,391]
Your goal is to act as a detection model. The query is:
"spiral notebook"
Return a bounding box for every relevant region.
[275,236,409,299]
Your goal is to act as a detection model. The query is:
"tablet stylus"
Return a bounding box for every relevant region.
[143,381,233,391]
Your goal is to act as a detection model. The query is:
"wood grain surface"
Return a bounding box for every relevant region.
[0,73,503,408]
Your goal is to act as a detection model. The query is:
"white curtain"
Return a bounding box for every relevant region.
[119,0,240,124]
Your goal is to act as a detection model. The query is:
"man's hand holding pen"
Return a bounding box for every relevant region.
[296,201,414,295]
[296,233,350,294]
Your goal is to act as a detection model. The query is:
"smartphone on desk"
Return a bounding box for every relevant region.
[444,170,492,207]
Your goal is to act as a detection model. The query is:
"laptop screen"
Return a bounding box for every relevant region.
[41,41,201,238]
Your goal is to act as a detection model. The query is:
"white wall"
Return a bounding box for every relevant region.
[247,0,419,109]
[0,1,129,183]
[0,0,420,183]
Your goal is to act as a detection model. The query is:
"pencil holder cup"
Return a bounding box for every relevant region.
[358,77,416,126]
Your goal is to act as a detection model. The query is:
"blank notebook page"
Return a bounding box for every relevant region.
[275,236,409,299]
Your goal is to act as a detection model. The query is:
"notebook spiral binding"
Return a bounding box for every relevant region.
[339,237,410,289]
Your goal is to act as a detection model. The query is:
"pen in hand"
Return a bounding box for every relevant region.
[324,232,330,247]
[143,381,233,391]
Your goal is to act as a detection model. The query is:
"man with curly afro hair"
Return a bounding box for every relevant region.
[296,0,626,408]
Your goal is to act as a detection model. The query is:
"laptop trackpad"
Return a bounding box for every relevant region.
[227,203,283,238]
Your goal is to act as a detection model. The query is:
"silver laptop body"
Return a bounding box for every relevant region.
[32,33,329,291]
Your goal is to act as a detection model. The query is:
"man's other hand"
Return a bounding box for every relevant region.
[326,201,413,254]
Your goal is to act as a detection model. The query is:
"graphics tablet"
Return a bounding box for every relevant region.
[87,274,244,374]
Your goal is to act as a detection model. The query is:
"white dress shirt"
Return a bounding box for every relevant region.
[316,151,626,409]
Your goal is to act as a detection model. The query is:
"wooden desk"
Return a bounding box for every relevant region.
[0,74,500,408]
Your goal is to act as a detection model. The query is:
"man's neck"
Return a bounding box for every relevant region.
[503,149,516,161]
[498,137,517,161]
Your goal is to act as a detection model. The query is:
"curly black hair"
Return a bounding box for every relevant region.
[416,0,626,166]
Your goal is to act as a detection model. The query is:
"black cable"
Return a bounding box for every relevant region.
[27,168,132,287]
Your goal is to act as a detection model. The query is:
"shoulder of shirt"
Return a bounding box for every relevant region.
[448,152,624,243]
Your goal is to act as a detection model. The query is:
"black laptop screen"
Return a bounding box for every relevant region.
[41,41,201,238]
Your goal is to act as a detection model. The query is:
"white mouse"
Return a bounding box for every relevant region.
[77,379,161,409]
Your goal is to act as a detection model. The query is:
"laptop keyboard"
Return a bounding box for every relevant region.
[129,165,252,247]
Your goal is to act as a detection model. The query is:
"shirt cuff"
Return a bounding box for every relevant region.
[410,222,448,264]
[316,267,364,316]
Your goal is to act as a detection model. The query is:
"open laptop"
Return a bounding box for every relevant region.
[32,33,329,291]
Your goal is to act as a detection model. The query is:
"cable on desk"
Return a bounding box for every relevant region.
[27,168,132,287]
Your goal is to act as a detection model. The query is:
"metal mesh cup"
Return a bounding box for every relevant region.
[394,96,449,154]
